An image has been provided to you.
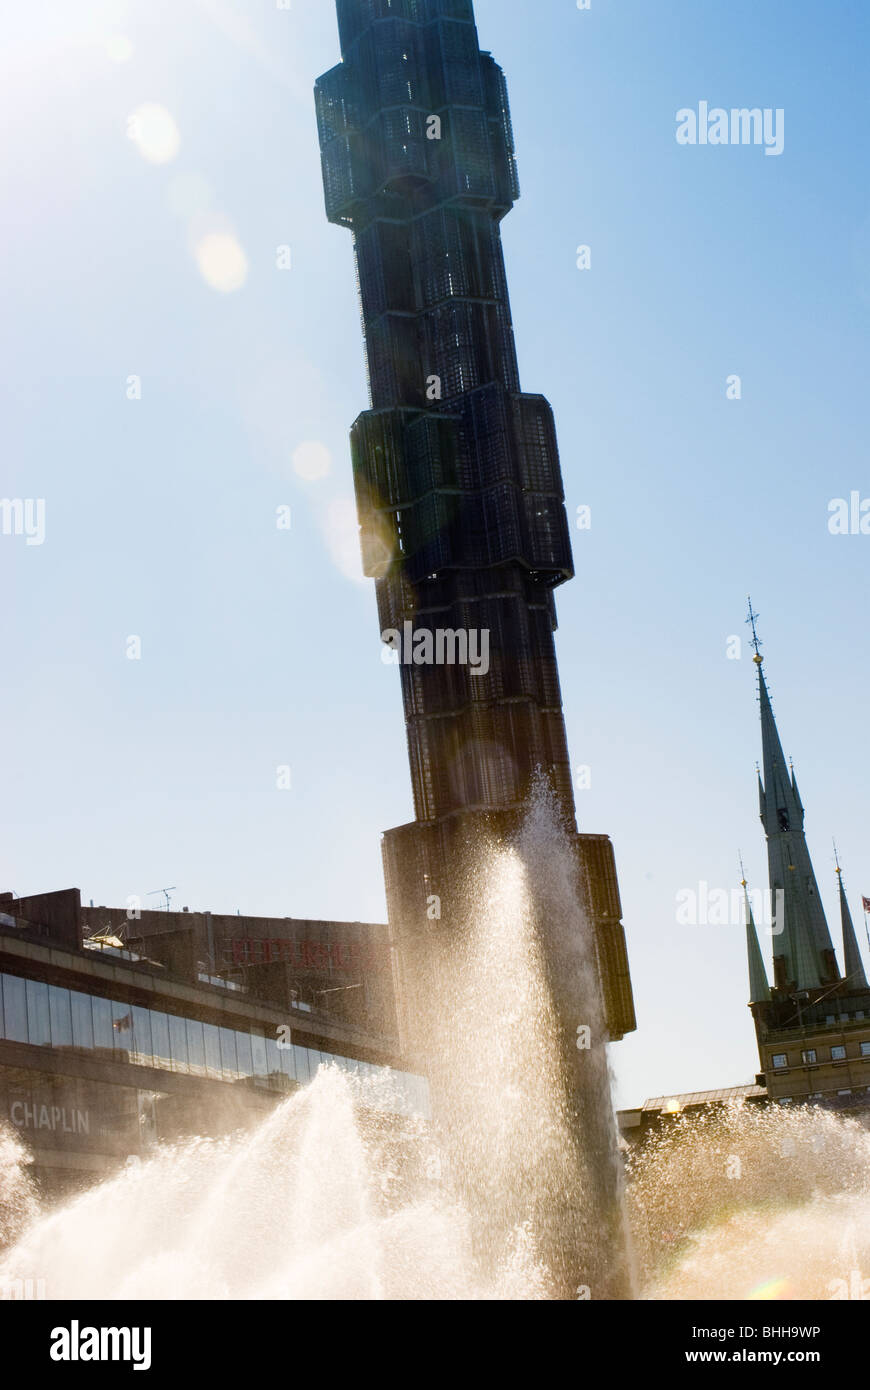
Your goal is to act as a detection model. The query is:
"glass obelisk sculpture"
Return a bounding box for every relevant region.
[316,1,636,1296]
[315,0,633,1041]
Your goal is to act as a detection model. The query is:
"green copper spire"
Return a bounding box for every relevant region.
[835,851,869,990]
[747,600,841,992]
[741,869,771,1004]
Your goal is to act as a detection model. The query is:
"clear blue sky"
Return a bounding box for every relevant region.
[1,0,868,1107]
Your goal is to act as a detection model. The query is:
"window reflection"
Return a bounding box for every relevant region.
[251,1030,268,1081]
[150,1012,171,1071]
[264,1035,283,1091]
[168,1014,188,1073]
[219,1027,238,1081]
[70,991,94,1051]
[0,974,427,1119]
[2,976,27,1044]
[92,996,113,1054]
[111,1001,133,1060]
[48,987,72,1049]
[132,1007,153,1068]
[26,980,51,1047]
[293,1045,309,1084]
[235,1031,253,1079]
[185,1019,206,1078]
[203,1024,221,1080]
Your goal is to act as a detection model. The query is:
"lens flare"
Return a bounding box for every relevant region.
[128,104,180,165]
[105,36,133,62]
[193,232,249,293]
[292,441,331,482]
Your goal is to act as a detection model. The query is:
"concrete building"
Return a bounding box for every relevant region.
[617,1084,769,1145]
[0,888,424,1199]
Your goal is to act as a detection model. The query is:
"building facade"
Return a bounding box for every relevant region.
[0,889,424,1200]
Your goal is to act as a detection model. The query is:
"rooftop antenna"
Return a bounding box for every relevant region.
[147,886,176,912]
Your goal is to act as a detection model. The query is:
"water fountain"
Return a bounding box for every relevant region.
[630,1101,870,1301]
[3,787,865,1300]
[0,793,624,1300]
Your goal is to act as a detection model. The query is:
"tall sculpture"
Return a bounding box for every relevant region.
[316,0,635,1294]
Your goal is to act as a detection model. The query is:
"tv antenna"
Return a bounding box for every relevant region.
[147,886,176,912]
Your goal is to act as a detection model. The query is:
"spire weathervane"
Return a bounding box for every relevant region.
[746,597,763,665]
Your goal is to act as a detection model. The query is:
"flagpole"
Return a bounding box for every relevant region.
[863,898,870,957]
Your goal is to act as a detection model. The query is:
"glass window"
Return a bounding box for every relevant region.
[203,1024,222,1080]
[265,1035,283,1090]
[92,996,114,1053]
[132,1007,153,1067]
[831,1045,847,1061]
[2,975,27,1044]
[251,1030,268,1084]
[185,1019,206,1077]
[150,1011,171,1070]
[70,991,94,1050]
[802,1049,817,1065]
[861,1042,870,1058]
[48,986,73,1048]
[26,980,51,1046]
[281,1041,296,1084]
[219,1027,238,1081]
[772,1053,788,1069]
[112,1001,133,1058]
[293,1045,309,1084]
[235,1030,253,1078]
[168,1013,188,1073]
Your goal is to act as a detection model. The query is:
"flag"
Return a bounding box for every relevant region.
[862,897,870,914]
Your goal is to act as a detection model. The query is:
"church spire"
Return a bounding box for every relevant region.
[741,859,770,1004]
[747,600,840,992]
[834,846,868,990]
